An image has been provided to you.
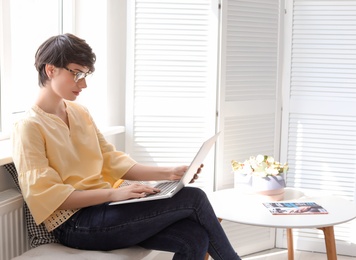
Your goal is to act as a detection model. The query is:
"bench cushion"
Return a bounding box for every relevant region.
[12,243,152,260]
[4,163,59,247]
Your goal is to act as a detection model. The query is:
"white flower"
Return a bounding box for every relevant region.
[256,154,264,163]
[266,156,274,164]
[231,155,288,177]
[241,165,253,175]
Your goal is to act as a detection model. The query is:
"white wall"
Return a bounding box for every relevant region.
[0,166,16,192]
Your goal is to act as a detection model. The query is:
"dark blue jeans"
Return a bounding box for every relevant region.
[53,187,241,260]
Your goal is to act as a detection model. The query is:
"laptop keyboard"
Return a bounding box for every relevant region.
[155,181,179,194]
[118,180,179,198]
[144,181,180,197]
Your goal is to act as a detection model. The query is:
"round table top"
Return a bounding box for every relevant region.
[207,188,356,229]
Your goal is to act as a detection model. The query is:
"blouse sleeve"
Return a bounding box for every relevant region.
[92,121,137,185]
[12,119,75,225]
[77,104,137,185]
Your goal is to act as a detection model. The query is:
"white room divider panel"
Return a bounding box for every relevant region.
[215,0,283,256]
[280,0,356,256]
[125,0,219,189]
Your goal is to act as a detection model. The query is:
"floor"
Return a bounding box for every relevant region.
[146,249,356,259]
[243,248,356,260]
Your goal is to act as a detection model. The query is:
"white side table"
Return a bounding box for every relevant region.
[207,188,356,260]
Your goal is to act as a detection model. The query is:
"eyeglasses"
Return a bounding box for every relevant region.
[64,67,91,82]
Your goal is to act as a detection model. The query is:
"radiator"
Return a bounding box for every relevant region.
[0,189,29,260]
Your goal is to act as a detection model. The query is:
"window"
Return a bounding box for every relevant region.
[0,0,72,137]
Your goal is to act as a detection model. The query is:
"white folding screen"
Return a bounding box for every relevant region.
[125,0,356,257]
[280,0,356,256]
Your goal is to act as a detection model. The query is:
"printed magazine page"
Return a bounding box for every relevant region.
[263,202,328,215]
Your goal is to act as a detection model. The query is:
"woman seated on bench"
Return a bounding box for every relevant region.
[11,33,241,260]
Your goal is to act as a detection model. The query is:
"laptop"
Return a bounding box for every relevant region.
[109,132,220,205]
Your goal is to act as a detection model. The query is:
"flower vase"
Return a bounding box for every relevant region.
[234,173,253,193]
[251,175,286,201]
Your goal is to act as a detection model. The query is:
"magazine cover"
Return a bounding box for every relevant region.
[263,202,328,215]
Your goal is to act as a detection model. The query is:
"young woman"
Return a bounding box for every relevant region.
[12,33,241,260]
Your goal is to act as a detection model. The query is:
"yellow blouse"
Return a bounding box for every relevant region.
[11,101,136,231]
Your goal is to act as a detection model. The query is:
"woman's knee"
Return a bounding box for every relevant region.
[140,219,209,259]
[172,220,209,259]
[180,187,208,201]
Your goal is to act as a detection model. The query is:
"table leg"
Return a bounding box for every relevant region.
[318,226,337,260]
[204,218,223,260]
[204,253,210,260]
[286,228,294,260]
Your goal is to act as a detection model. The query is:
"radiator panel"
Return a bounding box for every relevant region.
[0,189,29,260]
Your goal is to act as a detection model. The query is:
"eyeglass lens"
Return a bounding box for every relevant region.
[74,73,86,82]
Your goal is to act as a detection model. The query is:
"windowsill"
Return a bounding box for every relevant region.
[0,139,12,166]
[0,125,125,166]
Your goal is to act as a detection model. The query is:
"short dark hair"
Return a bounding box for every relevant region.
[34,33,96,87]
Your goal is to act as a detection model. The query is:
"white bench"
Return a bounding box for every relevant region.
[13,243,153,260]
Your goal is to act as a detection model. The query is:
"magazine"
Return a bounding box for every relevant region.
[263,202,328,215]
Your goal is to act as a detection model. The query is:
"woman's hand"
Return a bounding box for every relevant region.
[170,164,204,183]
[190,163,203,183]
[110,183,160,202]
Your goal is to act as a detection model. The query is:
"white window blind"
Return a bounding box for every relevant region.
[280,0,356,256]
[126,0,219,189]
